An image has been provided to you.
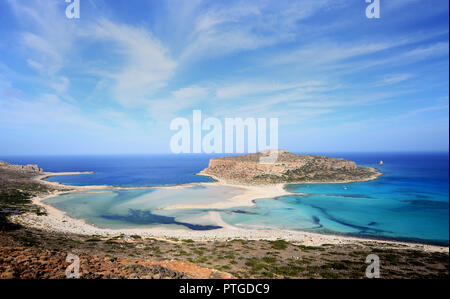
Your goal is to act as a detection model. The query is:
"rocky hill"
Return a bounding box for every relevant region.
[199,150,381,185]
[0,161,43,176]
[0,161,48,193]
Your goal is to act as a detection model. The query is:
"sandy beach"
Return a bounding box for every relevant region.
[10,171,449,253]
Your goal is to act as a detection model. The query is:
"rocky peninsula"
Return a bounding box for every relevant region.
[199,150,382,185]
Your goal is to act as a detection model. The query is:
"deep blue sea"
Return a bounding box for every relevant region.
[1,152,448,245]
[0,154,216,186]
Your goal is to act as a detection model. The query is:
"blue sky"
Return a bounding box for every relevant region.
[0,0,448,155]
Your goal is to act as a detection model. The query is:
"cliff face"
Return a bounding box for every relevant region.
[0,161,46,193]
[200,151,381,185]
[0,161,43,175]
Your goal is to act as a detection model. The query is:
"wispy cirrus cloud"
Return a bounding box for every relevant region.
[0,93,102,130]
[215,81,323,99]
[179,0,348,61]
[86,19,177,107]
[403,42,449,58]
[6,0,76,94]
[378,73,413,85]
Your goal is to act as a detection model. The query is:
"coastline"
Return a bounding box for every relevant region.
[197,168,384,185]
[8,171,448,253]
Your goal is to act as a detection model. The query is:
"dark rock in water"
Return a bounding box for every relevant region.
[102,209,221,231]
[308,204,388,234]
[402,199,449,209]
[232,210,257,215]
[311,215,323,228]
[312,216,320,224]
[368,222,377,226]
[232,210,248,214]
[328,193,373,199]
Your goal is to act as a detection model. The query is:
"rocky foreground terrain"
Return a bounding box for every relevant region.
[200,150,382,185]
[1,224,448,279]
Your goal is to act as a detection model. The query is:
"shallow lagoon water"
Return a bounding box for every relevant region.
[44,185,242,230]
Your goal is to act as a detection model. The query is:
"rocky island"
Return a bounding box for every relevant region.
[199,150,382,185]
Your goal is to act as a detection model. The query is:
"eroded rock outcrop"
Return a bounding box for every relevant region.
[0,161,43,175]
[200,150,381,185]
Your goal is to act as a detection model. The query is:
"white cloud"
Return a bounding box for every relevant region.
[394,100,450,120]
[26,59,44,71]
[338,41,450,75]
[0,75,12,90]
[7,0,75,93]
[0,93,103,131]
[0,91,152,135]
[88,19,177,107]
[50,76,70,94]
[215,81,323,99]
[180,0,343,61]
[146,85,211,122]
[171,86,210,99]
[8,0,75,71]
[404,42,449,58]
[7,1,177,107]
[267,29,449,74]
[272,42,394,67]
[379,74,412,85]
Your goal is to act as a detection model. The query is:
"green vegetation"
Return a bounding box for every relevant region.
[262,256,278,264]
[85,237,102,242]
[2,224,448,279]
[0,190,46,215]
[270,240,288,250]
[0,189,48,231]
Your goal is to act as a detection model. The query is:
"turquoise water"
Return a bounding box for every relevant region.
[44,185,241,230]
[221,180,448,244]
[221,153,449,245]
[2,153,448,245]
